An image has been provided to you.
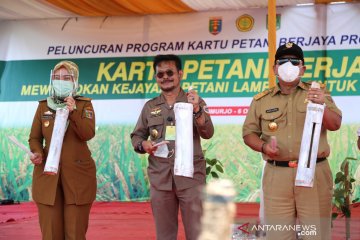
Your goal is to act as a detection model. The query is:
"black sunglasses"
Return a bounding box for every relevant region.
[156,70,175,78]
[277,58,301,66]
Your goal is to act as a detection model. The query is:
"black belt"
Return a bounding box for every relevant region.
[267,157,327,168]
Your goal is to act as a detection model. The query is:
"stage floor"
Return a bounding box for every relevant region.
[0,202,359,239]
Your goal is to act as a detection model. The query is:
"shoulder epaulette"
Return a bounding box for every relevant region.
[319,82,326,89]
[149,96,158,102]
[254,88,273,101]
[303,81,326,89]
[76,96,92,101]
[302,81,311,90]
[303,82,329,94]
[148,95,162,105]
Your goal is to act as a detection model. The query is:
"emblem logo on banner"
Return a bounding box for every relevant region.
[209,17,222,35]
[266,14,281,30]
[236,14,254,32]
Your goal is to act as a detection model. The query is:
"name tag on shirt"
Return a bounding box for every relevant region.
[165,125,176,140]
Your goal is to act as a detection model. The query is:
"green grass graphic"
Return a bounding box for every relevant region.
[1,124,359,202]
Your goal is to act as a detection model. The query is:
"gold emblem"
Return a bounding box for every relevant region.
[268,121,278,131]
[151,129,158,139]
[44,120,50,128]
[286,42,293,48]
[236,14,254,32]
[151,107,162,116]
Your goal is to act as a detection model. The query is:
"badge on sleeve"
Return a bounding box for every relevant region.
[84,108,93,119]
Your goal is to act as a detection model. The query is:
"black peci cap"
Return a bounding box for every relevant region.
[275,42,304,64]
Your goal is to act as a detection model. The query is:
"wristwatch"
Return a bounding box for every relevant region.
[193,106,203,119]
[137,141,144,152]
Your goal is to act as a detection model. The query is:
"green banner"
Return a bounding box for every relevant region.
[0,60,5,94]
[1,50,359,102]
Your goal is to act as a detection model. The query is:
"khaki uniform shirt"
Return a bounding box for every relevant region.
[131,89,214,191]
[243,81,342,161]
[29,97,97,205]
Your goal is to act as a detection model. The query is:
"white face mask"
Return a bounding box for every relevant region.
[277,61,300,82]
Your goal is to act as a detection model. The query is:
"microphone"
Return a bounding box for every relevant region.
[167,116,173,122]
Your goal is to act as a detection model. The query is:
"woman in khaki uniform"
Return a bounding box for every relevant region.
[29,61,97,240]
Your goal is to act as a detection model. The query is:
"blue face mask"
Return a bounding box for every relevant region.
[52,80,74,98]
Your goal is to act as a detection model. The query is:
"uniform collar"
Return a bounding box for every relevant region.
[298,81,309,90]
[154,88,187,106]
[271,80,307,96]
[271,84,281,96]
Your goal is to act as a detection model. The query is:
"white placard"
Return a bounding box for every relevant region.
[174,102,194,178]
[295,82,324,187]
[7,135,35,158]
[44,108,69,175]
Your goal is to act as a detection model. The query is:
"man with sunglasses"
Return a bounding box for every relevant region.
[131,54,214,240]
[29,60,97,239]
[242,42,342,239]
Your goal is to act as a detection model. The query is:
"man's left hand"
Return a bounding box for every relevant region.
[307,88,325,105]
[187,89,200,112]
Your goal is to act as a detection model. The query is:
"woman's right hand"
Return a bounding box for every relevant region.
[30,152,43,165]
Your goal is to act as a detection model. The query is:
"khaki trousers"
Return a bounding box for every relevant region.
[36,181,92,240]
[150,183,203,240]
[262,160,333,240]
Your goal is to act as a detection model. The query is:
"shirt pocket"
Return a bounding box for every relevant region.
[41,116,55,136]
[148,117,164,141]
[296,100,307,126]
[260,109,286,135]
